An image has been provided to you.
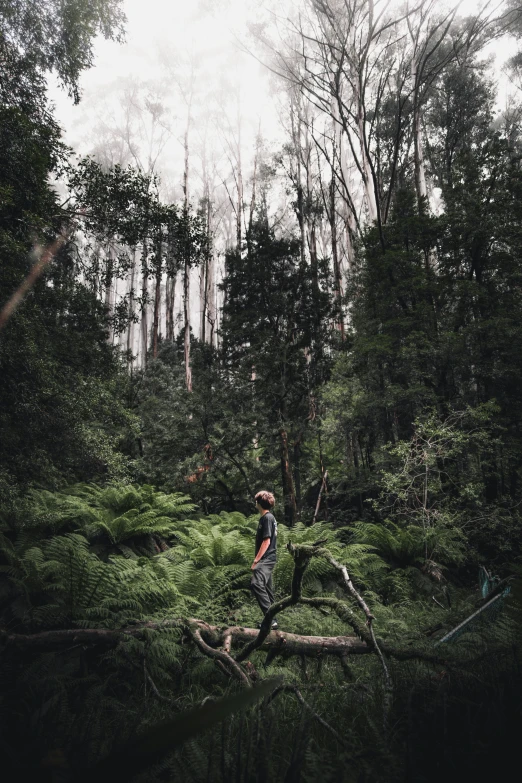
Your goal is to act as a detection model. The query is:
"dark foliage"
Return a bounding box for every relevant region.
[1,3,522,782]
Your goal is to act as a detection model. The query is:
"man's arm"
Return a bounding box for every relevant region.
[251,538,271,569]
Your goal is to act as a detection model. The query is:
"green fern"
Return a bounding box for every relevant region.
[4,483,196,556]
[1,486,519,783]
[351,519,465,583]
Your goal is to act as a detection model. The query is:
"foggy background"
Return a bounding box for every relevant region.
[47,0,520,362]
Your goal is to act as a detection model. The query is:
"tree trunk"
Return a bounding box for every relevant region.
[165,274,175,342]
[332,104,356,272]
[247,125,261,248]
[293,437,302,518]
[411,56,428,209]
[330,175,345,340]
[236,109,243,250]
[126,246,137,364]
[104,243,114,342]
[183,105,192,391]
[200,150,210,344]
[184,253,192,392]
[199,260,206,344]
[342,195,356,271]
[140,241,149,367]
[152,237,162,359]
[313,470,328,523]
[200,184,213,344]
[92,240,101,298]
[236,91,243,253]
[355,81,378,223]
[280,428,297,526]
[208,246,216,348]
[291,95,306,266]
[166,221,177,343]
[303,115,319,300]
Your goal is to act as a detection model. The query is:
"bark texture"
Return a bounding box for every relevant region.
[280,428,298,525]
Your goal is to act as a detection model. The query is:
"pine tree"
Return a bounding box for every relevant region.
[220,218,335,523]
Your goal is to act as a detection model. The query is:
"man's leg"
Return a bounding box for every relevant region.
[250,561,275,615]
[266,569,275,605]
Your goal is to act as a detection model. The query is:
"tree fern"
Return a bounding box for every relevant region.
[348,519,466,600]
[3,483,196,558]
[1,487,520,782]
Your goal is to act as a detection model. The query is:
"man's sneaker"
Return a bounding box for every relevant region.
[257,620,278,630]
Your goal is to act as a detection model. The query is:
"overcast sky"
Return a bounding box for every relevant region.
[48,1,275,180]
[48,0,519,198]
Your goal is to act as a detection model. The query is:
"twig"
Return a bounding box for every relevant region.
[119,645,178,706]
[293,545,393,737]
[187,623,251,688]
[267,683,348,748]
[339,654,354,681]
[325,550,392,734]
[144,663,177,704]
[320,551,375,620]
[313,469,328,523]
[434,591,507,646]
[215,659,233,679]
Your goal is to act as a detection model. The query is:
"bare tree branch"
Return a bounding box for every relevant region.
[0,229,70,332]
[187,621,252,688]
[267,683,349,748]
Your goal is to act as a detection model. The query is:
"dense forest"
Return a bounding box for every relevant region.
[1,1,522,780]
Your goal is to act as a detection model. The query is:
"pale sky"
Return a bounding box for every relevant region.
[45,0,520,349]
[48,0,518,198]
[49,0,277,182]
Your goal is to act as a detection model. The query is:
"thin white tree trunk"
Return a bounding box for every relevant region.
[354,82,378,223]
[291,96,306,265]
[207,248,216,347]
[104,243,116,343]
[236,103,243,250]
[183,100,192,391]
[330,100,356,272]
[126,246,137,366]
[141,241,149,367]
[411,56,428,207]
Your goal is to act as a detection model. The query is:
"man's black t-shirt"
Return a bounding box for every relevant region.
[255,511,277,563]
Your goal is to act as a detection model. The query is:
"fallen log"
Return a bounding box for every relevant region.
[0,620,370,659]
[194,621,370,659]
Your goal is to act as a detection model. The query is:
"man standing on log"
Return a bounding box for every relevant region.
[251,490,278,629]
